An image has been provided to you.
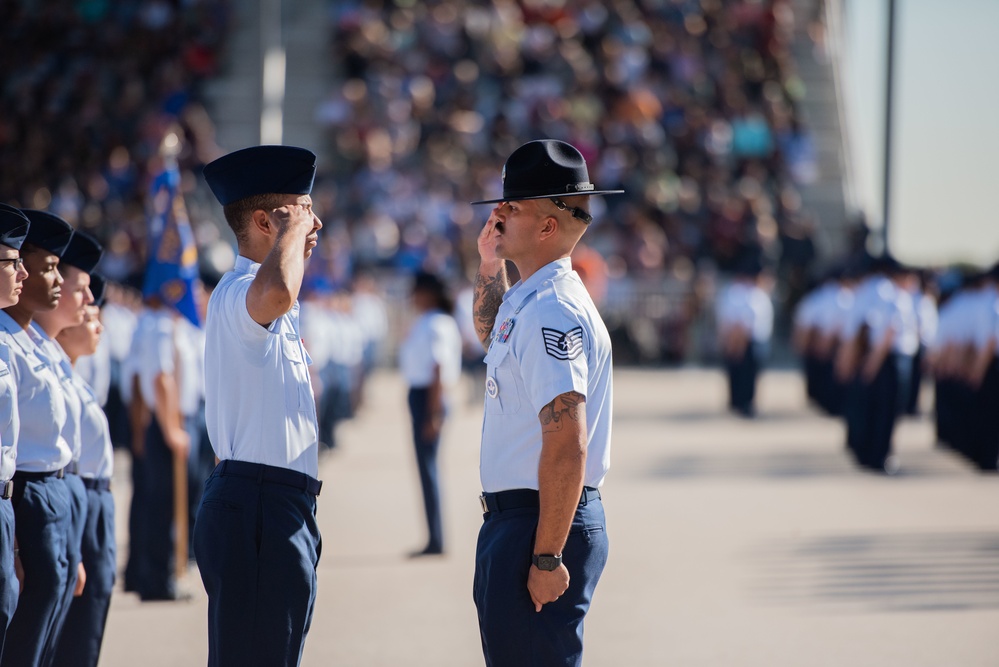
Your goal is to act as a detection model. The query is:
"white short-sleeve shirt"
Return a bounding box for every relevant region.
[0,311,71,473]
[72,371,114,479]
[717,281,773,343]
[32,324,84,464]
[399,311,463,389]
[0,338,18,482]
[176,317,205,417]
[479,257,613,493]
[74,334,111,407]
[204,256,319,478]
[130,308,177,411]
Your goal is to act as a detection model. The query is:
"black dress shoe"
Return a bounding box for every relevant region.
[408,545,444,558]
[140,588,194,602]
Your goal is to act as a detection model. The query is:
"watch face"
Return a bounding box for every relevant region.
[535,555,560,571]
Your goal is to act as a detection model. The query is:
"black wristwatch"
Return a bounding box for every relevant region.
[532,553,562,571]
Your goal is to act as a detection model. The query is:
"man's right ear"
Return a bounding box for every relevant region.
[250,208,272,236]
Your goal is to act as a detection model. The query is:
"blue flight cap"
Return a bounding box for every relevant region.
[60,230,104,273]
[203,145,317,206]
[89,273,106,306]
[22,210,74,256]
[0,204,30,250]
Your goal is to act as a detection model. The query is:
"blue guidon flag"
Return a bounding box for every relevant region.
[142,162,201,327]
[542,326,584,361]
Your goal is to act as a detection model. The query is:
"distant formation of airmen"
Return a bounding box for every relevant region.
[794,253,999,474]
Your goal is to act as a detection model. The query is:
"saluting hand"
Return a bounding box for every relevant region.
[270,203,321,258]
[477,208,502,264]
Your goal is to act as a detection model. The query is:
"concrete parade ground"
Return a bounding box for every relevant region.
[99,367,998,666]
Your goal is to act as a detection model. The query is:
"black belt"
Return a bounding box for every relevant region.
[0,480,11,500]
[81,478,112,492]
[216,460,322,497]
[479,487,601,514]
[13,468,65,482]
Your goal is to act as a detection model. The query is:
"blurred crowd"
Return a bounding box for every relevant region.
[0,0,230,283]
[312,0,822,339]
[3,0,831,365]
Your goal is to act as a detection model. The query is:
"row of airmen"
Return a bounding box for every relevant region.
[0,204,116,667]
[794,254,999,474]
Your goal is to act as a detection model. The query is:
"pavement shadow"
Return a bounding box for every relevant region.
[647,449,973,480]
[747,531,999,612]
[615,408,814,425]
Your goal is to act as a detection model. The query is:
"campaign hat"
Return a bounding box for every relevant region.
[0,204,30,250]
[203,145,317,206]
[60,230,104,273]
[471,140,624,205]
[22,210,74,256]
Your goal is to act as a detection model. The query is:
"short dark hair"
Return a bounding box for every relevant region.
[222,193,286,244]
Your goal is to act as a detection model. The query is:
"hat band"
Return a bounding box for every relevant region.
[503,182,595,199]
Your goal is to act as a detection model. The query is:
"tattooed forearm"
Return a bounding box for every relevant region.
[473,265,509,349]
[539,391,585,433]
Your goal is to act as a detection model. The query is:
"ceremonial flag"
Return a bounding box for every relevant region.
[143,163,201,327]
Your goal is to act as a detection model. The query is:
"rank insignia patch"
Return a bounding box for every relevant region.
[542,326,584,360]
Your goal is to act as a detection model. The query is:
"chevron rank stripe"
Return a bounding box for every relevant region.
[542,326,584,360]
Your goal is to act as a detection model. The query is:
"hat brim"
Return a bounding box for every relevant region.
[470,189,625,205]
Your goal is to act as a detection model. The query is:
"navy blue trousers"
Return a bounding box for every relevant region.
[726,343,764,416]
[970,360,999,471]
[43,473,88,666]
[473,496,608,667]
[2,476,74,667]
[193,463,322,667]
[123,436,145,593]
[905,346,925,415]
[854,354,911,471]
[135,417,176,600]
[408,387,443,552]
[843,371,871,458]
[51,485,115,667]
[0,499,17,662]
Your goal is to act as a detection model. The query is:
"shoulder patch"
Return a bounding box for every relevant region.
[542,326,584,360]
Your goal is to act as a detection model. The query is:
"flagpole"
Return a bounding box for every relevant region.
[174,444,188,582]
[260,0,284,144]
[881,0,897,255]
[156,129,192,585]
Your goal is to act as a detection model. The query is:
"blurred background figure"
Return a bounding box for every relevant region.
[350,270,389,410]
[836,256,918,474]
[716,256,774,417]
[905,269,938,415]
[398,271,462,557]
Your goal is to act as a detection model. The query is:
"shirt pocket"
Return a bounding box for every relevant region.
[483,343,521,415]
[281,335,314,414]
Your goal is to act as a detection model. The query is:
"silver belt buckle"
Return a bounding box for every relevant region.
[1,480,12,500]
[479,495,489,513]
